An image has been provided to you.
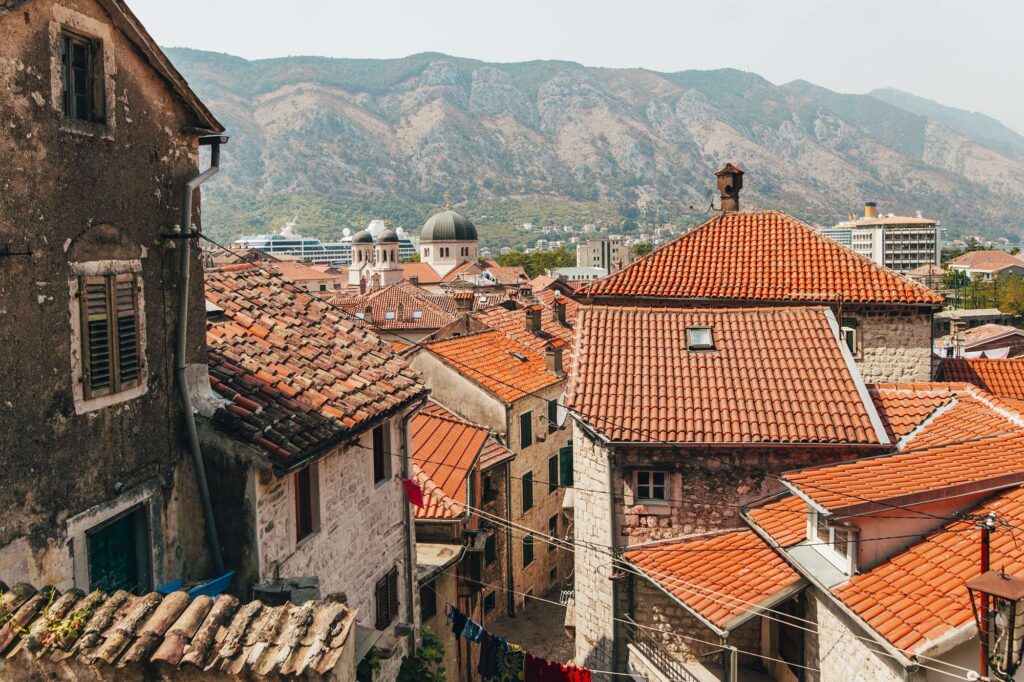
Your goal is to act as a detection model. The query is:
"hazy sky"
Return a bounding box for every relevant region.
[131,0,1024,134]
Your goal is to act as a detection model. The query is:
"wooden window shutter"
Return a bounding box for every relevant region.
[89,38,105,123]
[374,573,389,629]
[114,274,140,387]
[81,276,112,398]
[388,567,399,622]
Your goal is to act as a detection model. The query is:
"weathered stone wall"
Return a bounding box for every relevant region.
[849,306,933,383]
[572,428,616,678]
[0,0,214,590]
[252,418,416,682]
[480,462,512,617]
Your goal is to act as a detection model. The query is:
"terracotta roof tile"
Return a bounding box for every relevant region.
[205,265,426,467]
[441,261,483,283]
[423,330,563,404]
[478,437,516,470]
[581,210,943,305]
[485,266,529,286]
[401,261,443,285]
[948,250,1024,272]
[0,584,356,678]
[745,495,807,549]
[783,387,1024,513]
[412,401,490,520]
[939,358,1024,400]
[625,529,801,630]
[868,384,955,443]
[470,298,576,364]
[833,484,1024,654]
[565,305,885,444]
[336,280,456,330]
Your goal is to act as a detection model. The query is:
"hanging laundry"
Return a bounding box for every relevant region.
[448,604,468,639]
[477,631,500,680]
[525,653,576,682]
[460,617,483,642]
[402,478,424,507]
[563,665,592,682]
[497,639,525,681]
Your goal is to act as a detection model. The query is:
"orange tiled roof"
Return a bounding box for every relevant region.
[745,494,807,549]
[486,265,529,286]
[625,529,802,630]
[340,280,456,330]
[412,401,490,520]
[948,249,1024,272]
[0,581,356,678]
[470,299,576,364]
[204,265,426,467]
[833,484,1024,654]
[783,388,1024,513]
[938,358,1024,400]
[270,260,344,283]
[565,305,886,444]
[401,261,443,285]
[423,330,563,404]
[868,384,955,443]
[441,261,484,283]
[479,436,516,470]
[581,211,943,306]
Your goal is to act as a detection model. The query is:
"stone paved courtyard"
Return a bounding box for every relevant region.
[486,591,576,664]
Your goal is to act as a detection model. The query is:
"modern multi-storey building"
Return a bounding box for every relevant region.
[576,237,633,273]
[826,202,940,273]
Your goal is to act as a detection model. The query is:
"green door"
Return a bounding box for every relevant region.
[88,511,141,594]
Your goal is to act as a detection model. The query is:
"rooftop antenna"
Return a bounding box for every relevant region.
[688,188,718,215]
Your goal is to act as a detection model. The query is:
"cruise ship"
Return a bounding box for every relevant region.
[234,219,416,265]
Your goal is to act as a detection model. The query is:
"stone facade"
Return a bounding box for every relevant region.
[0,0,218,592]
[845,306,934,383]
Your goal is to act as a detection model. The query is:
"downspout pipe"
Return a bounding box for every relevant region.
[401,394,430,654]
[175,134,228,577]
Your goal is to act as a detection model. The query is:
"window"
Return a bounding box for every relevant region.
[522,471,534,512]
[87,506,149,594]
[318,284,327,292]
[635,470,667,501]
[559,445,574,488]
[79,274,142,399]
[548,455,559,493]
[548,514,558,550]
[294,465,318,543]
[519,411,533,449]
[61,32,105,123]
[412,310,423,320]
[374,567,400,630]
[484,591,497,613]
[522,535,534,567]
[547,399,558,433]
[685,327,714,351]
[841,318,859,356]
[482,474,498,503]
[419,582,437,622]
[815,512,830,544]
[834,528,850,559]
[384,311,396,320]
[485,534,497,564]
[373,426,390,485]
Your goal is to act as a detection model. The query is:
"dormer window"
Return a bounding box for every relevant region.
[812,510,856,571]
[412,310,423,320]
[686,327,714,351]
[355,312,365,320]
[384,311,396,320]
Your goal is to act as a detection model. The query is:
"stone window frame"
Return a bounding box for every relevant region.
[634,469,669,504]
[68,259,148,415]
[66,478,162,594]
[372,424,392,487]
[48,4,117,139]
[293,461,321,547]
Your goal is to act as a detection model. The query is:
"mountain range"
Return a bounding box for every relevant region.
[165,48,1024,246]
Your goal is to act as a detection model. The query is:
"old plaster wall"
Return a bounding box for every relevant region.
[0,0,214,590]
[849,307,933,383]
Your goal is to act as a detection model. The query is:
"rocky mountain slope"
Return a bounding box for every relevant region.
[165,49,1024,245]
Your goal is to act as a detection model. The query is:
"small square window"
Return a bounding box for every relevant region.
[635,470,667,501]
[412,310,423,319]
[686,327,714,350]
[384,311,396,320]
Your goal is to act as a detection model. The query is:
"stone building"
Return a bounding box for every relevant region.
[0,0,223,594]
[407,330,574,614]
[418,208,479,277]
[198,264,429,682]
[580,167,945,385]
[566,305,892,680]
[348,225,404,290]
[411,401,516,682]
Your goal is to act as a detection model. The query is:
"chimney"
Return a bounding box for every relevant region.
[552,296,567,325]
[410,275,419,285]
[397,303,404,320]
[363,305,372,321]
[715,163,744,213]
[864,202,878,219]
[454,291,473,311]
[546,345,564,376]
[526,305,543,333]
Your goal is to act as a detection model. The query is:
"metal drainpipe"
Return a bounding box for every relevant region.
[175,134,228,577]
[401,395,429,654]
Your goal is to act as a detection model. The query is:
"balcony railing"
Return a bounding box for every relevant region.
[626,616,716,682]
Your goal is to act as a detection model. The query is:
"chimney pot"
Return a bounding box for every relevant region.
[715,163,744,213]
[552,297,567,325]
[527,306,542,333]
[546,346,564,376]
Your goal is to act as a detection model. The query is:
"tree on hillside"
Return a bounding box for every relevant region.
[496,247,576,278]
[999,275,1024,315]
[632,242,653,258]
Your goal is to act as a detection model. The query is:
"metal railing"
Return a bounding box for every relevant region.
[626,616,713,682]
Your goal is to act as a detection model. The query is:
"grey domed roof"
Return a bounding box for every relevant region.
[377,228,399,243]
[351,229,374,244]
[420,209,478,242]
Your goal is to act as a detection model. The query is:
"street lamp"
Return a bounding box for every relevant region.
[966,569,1024,681]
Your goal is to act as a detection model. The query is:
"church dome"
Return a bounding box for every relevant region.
[420,209,478,242]
[351,229,374,244]
[377,228,400,243]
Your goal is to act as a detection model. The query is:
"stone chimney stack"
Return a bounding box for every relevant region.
[715,163,745,213]
[546,344,565,376]
[526,305,543,333]
[552,296,567,326]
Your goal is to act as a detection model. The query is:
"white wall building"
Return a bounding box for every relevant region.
[576,237,633,273]
[832,202,940,274]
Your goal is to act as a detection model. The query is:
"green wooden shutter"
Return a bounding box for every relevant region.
[81,276,112,398]
[114,274,140,387]
[559,445,574,488]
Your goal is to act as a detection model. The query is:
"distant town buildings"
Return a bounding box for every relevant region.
[948,249,1024,280]
[548,266,607,282]
[234,218,416,266]
[821,202,940,273]
[575,236,633,273]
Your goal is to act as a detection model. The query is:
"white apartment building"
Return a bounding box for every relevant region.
[831,202,940,274]
[575,237,633,273]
